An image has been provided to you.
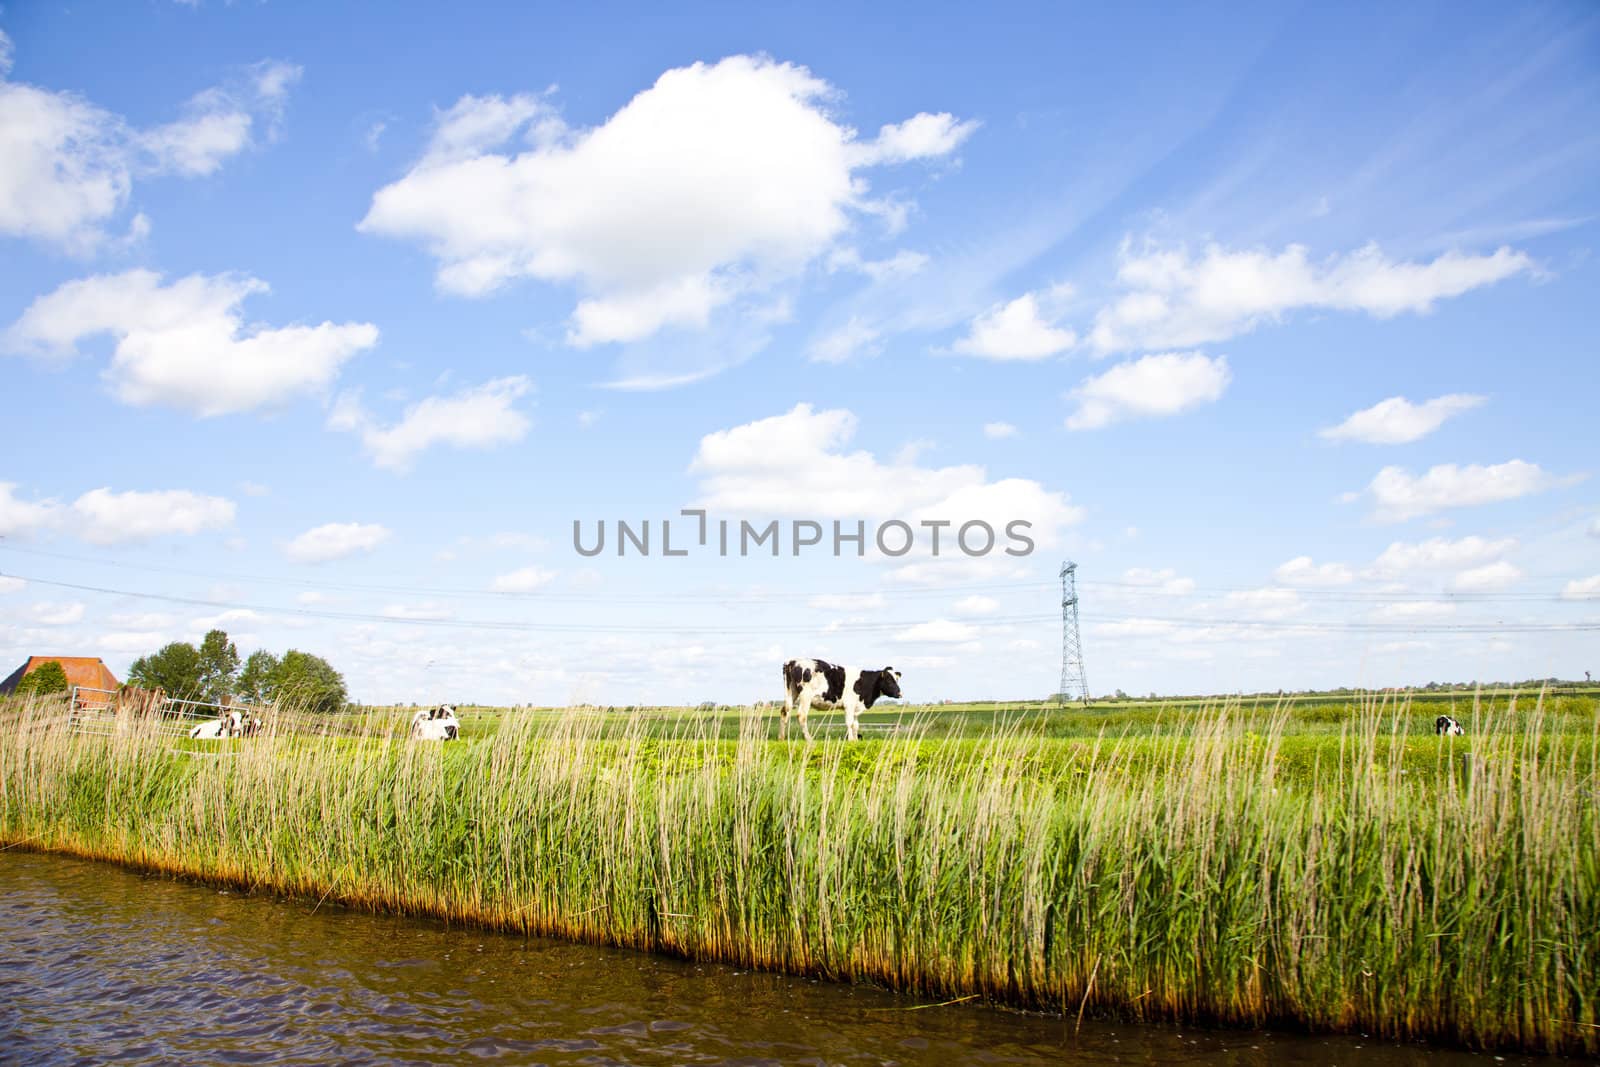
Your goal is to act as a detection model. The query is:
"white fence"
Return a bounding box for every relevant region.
[66,687,266,739]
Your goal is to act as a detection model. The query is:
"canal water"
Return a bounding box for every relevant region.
[0,849,1545,1065]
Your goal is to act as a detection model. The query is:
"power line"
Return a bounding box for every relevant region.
[4,570,1596,638]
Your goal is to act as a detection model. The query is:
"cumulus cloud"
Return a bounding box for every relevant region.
[1089,241,1532,354]
[284,522,391,563]
[1273,556,1355,586]
[893,618,978,643]
[1,481,235,544]
[982,421,1017,439]
[1561,575,1600,600]
[359,56,973,348]
[0,44,300,252]
[808,593,886,612]
[853,112,979,165]
[1320,394,1485,444]
[0,576,25,593]
[381,603,454,621]
[1065,351,1230,431]
[951,288,1076,360]
[490,566,557,593]
[952,594,1000,615]
[1451,560,1523,591]
[31,601,85,626]
[690,403,1083,551]
[1358,460,1575,522]
[3,270,378,416]
[71,487,235,544]
[329,375,533,472]
[1223,587,1304,619]
[0,482,58,538]
[1369,535,1517,576]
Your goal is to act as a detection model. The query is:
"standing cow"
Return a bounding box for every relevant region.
[781,659,902,741]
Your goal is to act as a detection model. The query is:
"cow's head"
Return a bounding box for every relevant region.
[878,668,902,700]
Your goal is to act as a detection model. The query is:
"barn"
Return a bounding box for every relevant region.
[0,656,121,695]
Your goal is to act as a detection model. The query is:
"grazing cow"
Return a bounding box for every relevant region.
[781,659,902,741]
[189,710,245,740]
[411,705,460,741]
[1434,714,1465,736]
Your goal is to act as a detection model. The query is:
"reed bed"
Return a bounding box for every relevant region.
[0,691,1594,1054]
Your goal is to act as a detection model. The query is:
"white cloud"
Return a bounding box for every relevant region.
[1223,587,1304,619]
[951,290,1075,360]
[359,57,972,347]
[1273,556,1355,587]
[0,482,59,538]
[0,48,299,252]
[1561,575,1600,600]
[1360,460,1575,522]
[329,375,532,472]
[1451,560,1523,591]
[1065,351,1230,431]
[238,481,270,497]
[952,594,1000,615]
[1370,601,1457,622]
[381,603,454,621]
[1589,518,1600,539]
[826,247,929,282]
[71,487,235,545]
[808,317,882,363]
[98,630,170,654]
[690,403,1083,551]
[982,421,1018,439]
[1089,241,1533,354]
[1320,394,1486,444]
[4,270,378,416]
[284,522,391,563]
[490,566,557,593]
[893,618,978,643]
[1122,567,1196,595]
[31,601,85,626]
[1095,618,1179,638]
[807,593,886,612]
[853,112,979,165]
[1369,535,1517,575]
[0,576,25,593]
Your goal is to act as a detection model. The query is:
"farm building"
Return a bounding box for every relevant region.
[0,656,120,695]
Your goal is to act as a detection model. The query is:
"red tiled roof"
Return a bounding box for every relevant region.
[0,656,121,694]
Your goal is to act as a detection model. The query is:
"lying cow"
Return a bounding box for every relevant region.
[411,705,460,741]
[1434,714,1464,736]
[781,659,902,741]
[190,710,242,739]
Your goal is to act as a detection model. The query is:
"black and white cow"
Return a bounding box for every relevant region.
[781,659,902,741]
[189,710,245,740]
[1434,714,1464,736]
[411,704,460,741]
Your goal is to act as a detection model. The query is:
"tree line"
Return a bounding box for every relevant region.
[127,630,348,714]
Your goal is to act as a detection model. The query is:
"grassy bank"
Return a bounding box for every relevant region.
[1,692,1596,1054]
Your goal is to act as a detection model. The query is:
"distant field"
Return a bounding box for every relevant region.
[2,686,1596,1054]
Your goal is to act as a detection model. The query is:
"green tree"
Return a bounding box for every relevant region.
[15,660,69,697]
[237,650,279,703]
[196,629,241,703]
[127,642,202,696]
[267,650,347,714]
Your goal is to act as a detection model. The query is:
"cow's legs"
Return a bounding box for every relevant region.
[844,698,862,741]
[796,692,814,741]
[779,687,792,740]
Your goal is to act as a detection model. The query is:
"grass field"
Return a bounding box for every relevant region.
[1,688,1595,1054]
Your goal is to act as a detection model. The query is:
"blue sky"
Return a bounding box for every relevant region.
[1,1,1596,705]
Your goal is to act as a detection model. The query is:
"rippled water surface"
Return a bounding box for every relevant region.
[0,850,1543,1065]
